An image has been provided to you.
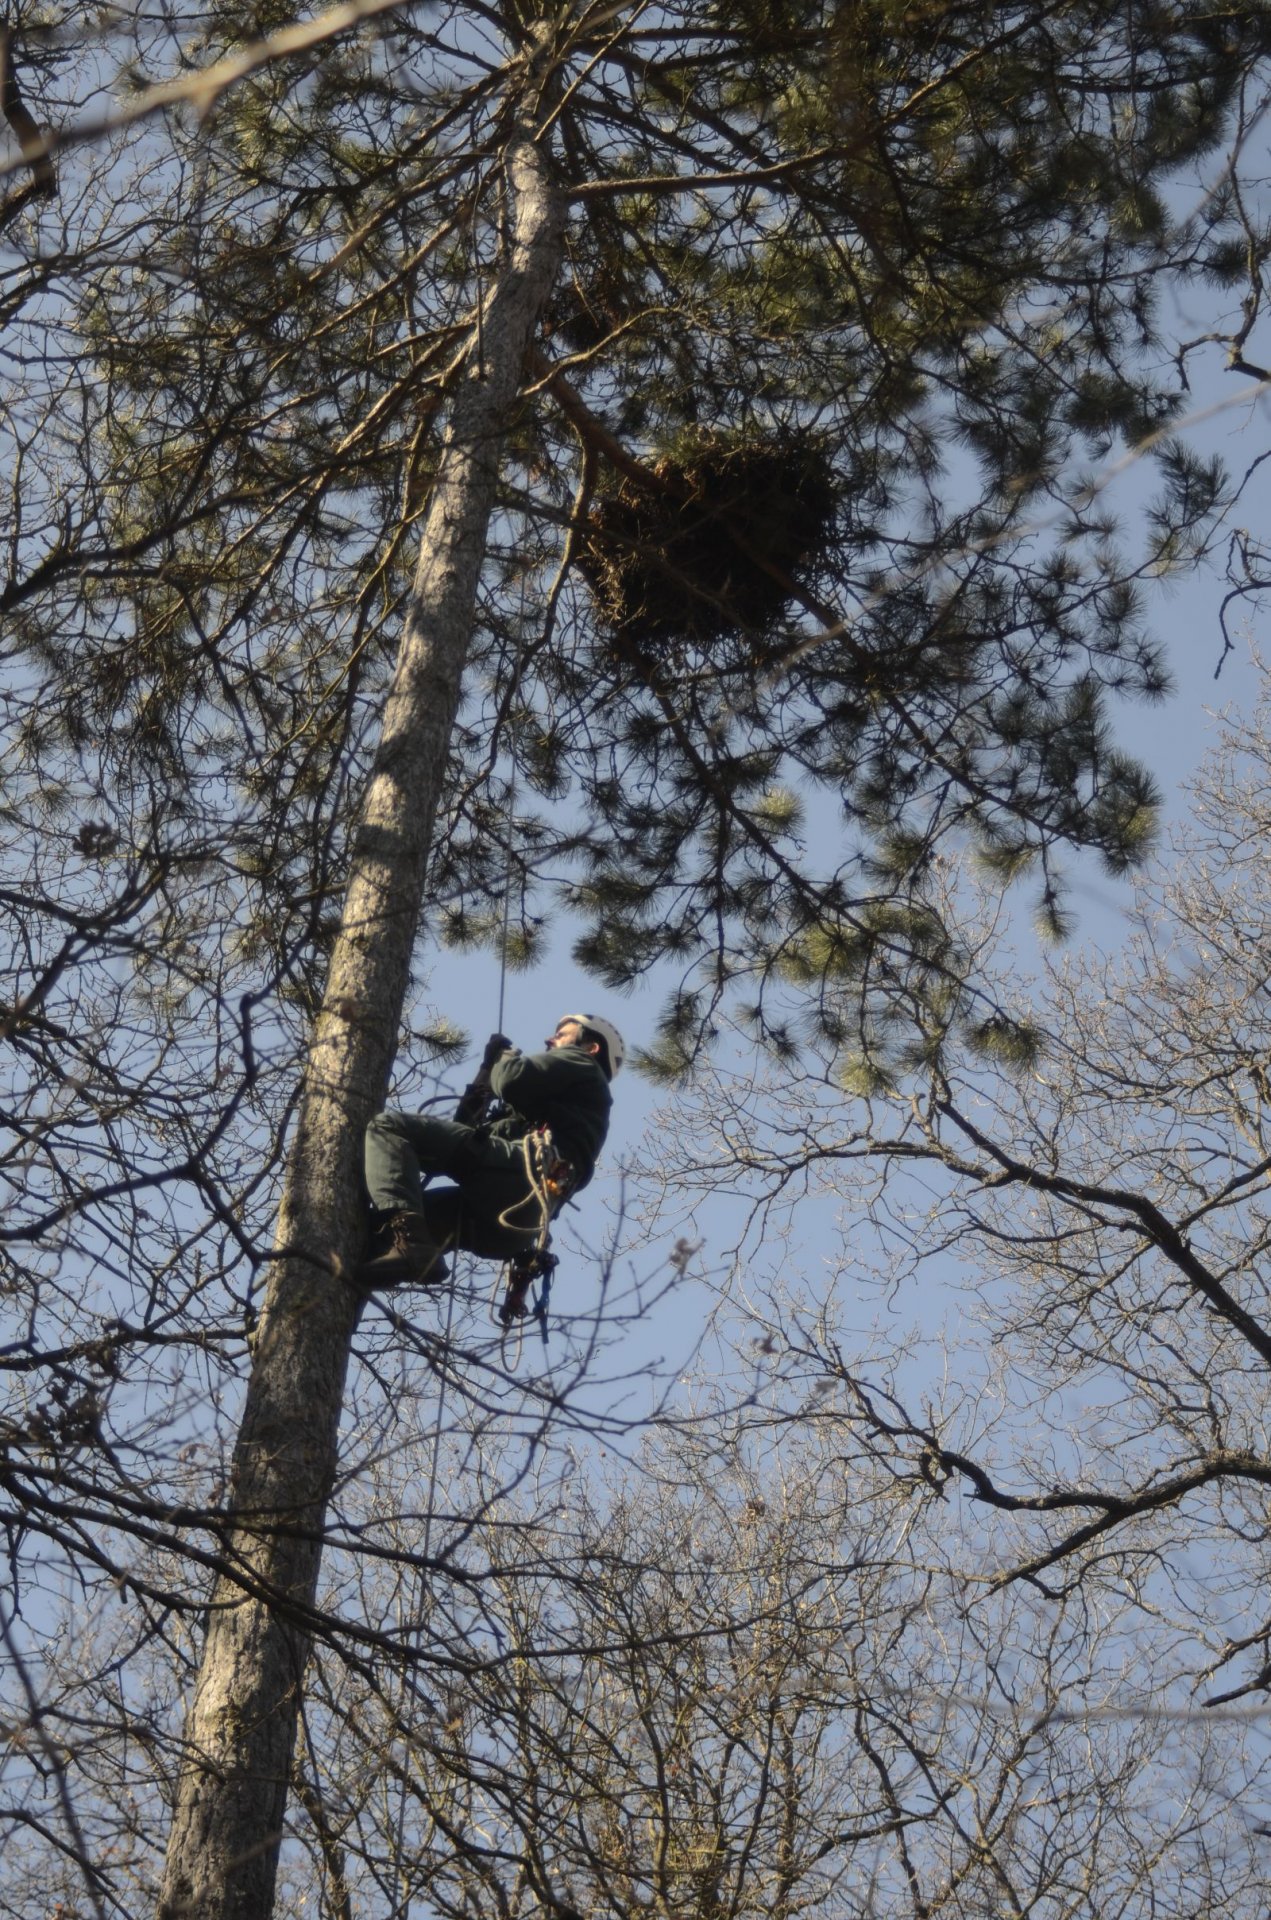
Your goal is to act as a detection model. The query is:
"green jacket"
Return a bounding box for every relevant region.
[488,1044,612,1188]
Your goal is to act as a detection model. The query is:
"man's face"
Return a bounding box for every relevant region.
[547,1018,586,1051]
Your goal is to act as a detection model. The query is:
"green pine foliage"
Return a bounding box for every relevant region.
[4,0,1269,1088]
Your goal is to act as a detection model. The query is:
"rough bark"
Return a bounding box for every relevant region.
[156,50,564,1920]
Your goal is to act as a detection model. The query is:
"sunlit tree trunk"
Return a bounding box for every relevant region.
[157,52,563,1920]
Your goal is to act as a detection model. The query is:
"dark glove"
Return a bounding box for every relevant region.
[482,1032,513,1069]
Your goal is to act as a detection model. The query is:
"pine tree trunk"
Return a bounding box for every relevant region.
[157,69,563,1920]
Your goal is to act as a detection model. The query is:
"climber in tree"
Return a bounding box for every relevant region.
[360,1014,623,1286]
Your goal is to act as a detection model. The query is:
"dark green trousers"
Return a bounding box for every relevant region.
[364,1110,546,1259]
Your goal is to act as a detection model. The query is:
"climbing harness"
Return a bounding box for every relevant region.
[495,1246,556,1369]
[497,1125,575,1232]
[493,1125,573,1362]
[497,1246,557,1325]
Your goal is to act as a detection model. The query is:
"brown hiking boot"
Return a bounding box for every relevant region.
[359,1212,449,1288]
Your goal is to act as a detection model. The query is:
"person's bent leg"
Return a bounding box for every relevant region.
[362,1111,476,1286]
[364,1110,479,1215]
[443,1136,554,1260]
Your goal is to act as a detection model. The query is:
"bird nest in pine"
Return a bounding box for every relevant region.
[577,437,837,651]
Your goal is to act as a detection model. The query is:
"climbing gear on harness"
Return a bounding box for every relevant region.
[497,1125,576,1234]
[359,1211,451,1288]
[493,1125,571,1356]
[496,1246,556,1369]
[497,1246,557,1327]
[557,1012,625,1078]
[534,1131,576,1208]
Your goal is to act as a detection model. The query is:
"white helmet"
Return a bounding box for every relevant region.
[562,1012,625,1079]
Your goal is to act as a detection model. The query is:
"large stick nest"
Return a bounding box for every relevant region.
[577,436,837,651]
